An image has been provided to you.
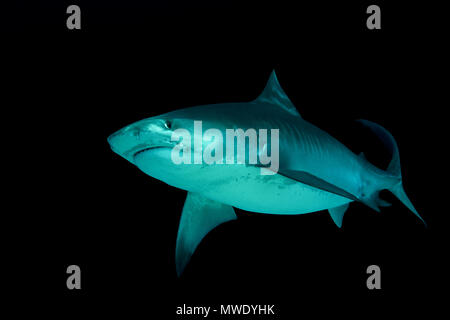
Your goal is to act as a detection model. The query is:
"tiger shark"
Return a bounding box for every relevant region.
[108,71,425,276]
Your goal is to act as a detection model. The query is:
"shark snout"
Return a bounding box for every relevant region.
[107,128,137,161]
[107,131,121,151]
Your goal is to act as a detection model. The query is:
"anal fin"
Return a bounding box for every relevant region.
[328,203,350,228]
[176,192,237,276]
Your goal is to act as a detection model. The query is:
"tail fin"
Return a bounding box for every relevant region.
[357,119,426,226]
[390,183,426,226]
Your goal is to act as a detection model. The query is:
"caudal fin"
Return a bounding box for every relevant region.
[357,119,426,226]
[390,182,426,226]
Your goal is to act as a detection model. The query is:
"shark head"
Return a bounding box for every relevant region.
[107,112,222,190]
[107,116,176,164]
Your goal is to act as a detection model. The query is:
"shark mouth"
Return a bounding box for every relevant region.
[133,147,154,158]
[133,146,171,159]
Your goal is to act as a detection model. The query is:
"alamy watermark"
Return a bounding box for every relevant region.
[170,121,279,175]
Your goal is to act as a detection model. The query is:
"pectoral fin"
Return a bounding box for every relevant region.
[176,192,237,276]
[328,203,350,228]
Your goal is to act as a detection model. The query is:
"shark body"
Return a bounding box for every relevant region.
[108,71,425,276]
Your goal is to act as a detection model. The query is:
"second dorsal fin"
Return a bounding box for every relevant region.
[255,70,301,118]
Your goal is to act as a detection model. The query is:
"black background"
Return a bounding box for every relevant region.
[5,1,447,318]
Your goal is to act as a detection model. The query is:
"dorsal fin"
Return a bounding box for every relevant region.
[255,70,301,118]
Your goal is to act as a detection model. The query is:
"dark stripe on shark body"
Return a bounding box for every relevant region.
[273,169,359,202]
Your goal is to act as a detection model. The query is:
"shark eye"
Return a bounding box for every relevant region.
[164,120,172,129]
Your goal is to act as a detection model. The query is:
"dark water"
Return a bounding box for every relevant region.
[4,1,446,318]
